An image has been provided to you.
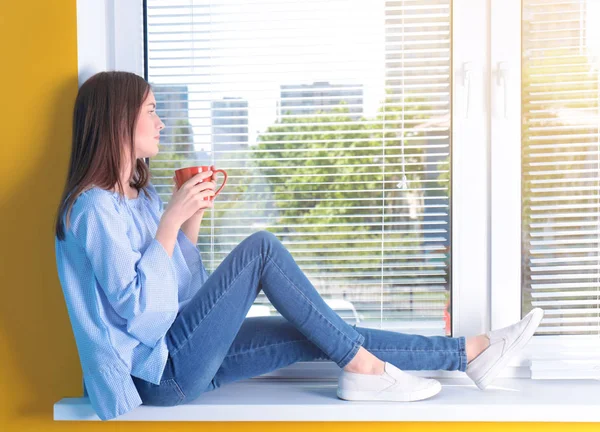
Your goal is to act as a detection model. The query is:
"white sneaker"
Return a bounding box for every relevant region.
[337,362,442,402]
[466,307,544,390]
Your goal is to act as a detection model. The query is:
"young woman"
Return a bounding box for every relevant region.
[55,71,544,421]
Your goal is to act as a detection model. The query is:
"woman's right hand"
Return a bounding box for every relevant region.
[162,171,216,228]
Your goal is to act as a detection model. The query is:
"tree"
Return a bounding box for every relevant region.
[250,96,446,320]
[150,119,194,190]
[150,118,252,263]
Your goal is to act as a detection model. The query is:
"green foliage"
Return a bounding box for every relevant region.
[250,97,435,273]
[149,93,451,319]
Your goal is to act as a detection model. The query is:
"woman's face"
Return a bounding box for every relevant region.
[134,90,165,159]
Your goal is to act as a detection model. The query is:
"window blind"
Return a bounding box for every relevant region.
[146,0,452,335]
[522,0,600,335]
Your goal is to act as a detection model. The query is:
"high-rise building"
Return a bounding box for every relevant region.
[385,0,451,253]
[279,82,363,120]
[153,85,194,154]
[211,97,249,158]
[522,0,587,54]
[385,0,450,103]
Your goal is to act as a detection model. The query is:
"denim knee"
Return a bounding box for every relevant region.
[247,230,280,251]
[238,231,280,264]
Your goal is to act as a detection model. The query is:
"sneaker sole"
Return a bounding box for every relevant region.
[336,380,442,402]
[475,308,544,390]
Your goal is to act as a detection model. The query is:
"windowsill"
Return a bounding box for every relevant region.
[54,377,600,422]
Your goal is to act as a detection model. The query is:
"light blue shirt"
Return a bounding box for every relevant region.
[55,182,209,420]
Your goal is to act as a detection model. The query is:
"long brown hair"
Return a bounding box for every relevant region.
[55,71,153,241]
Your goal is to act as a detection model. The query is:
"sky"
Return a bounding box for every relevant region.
[146,0,389,151]
[145,0,599,152]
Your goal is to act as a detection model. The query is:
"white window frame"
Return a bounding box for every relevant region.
[76,0,144,86]
[489,0,600,369]
[75,0,598,380]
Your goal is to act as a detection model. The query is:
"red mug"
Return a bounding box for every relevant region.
[174,165,228,200]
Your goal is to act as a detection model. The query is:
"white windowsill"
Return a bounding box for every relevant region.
[54,377,600,422]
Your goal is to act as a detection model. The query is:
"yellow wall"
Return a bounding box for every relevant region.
[0,1,596,431]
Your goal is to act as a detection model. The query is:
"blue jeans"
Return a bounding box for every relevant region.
[132,231,467,406]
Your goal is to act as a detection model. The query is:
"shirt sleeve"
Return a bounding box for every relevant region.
[177,230,210,282]
[147,182,210,281]
[70,194,179,348]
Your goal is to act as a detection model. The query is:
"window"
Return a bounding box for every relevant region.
[488,0,600,376]
[76,0,600,378]
[145,0,453,336]
[521,0,600,336]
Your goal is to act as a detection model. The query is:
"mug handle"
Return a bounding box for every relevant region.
[210,166,228,198]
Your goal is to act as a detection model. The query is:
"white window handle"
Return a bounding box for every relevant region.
[496,61,509,119]
[462,62,472,118]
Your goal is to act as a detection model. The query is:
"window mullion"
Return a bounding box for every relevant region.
[451,0,492,338]
[490,0,522,331]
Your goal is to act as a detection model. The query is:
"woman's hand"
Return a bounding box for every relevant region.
[162,171,217,228]
[172,173,217,220]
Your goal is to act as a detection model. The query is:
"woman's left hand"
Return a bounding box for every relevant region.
[172,175,217,217]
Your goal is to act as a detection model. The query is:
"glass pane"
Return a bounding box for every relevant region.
[146,0,452,336]
[522,0,600,335]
